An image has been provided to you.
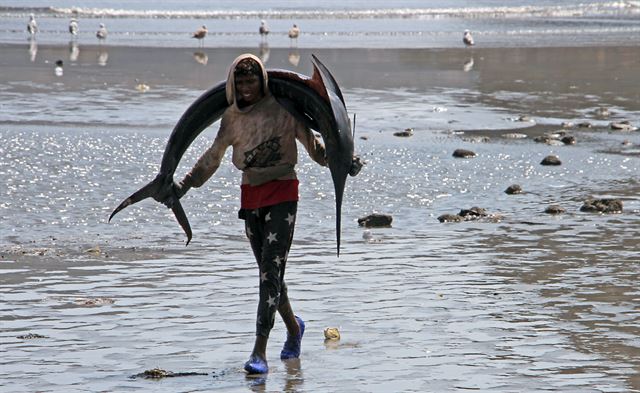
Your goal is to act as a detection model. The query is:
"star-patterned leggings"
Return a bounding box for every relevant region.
[241,201,297,338]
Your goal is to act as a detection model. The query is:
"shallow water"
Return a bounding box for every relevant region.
[2,41,640,393]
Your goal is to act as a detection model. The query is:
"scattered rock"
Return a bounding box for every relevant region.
[452,148,476,158]
[462,136,490,143]
[358,213,392,228]
[502,133,528,139]
[561,121,575,128]
[85,246,101,255]
[517,115,533,122]
[561,135,577,145]
[544,205,565,215]
[75,297,115,306]
[622,140,632,146]
[505,184,523,195]
[359,136,369,140]
[594,107,611,118]
[17,333,48,340]
[324,327,341,340]
[533,135,563,145]
[540,155,562,166]
[393,128,413,137]
[459,207,487,218]
[609,121,637,132]
[580,198,623,214]
[437,214,463,223]
[577,121,592,128]
[130,368,208,379]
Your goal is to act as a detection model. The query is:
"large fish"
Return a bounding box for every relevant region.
[109,55,354,255]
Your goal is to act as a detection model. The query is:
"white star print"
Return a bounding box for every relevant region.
[265,212,271,222]
[273,256,283,267]
[266,295,277,307]
[267,232,278,244]
[260,271,268,282]
[285,213,295,225]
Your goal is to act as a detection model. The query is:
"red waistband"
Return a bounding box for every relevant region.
[241,179,299,209]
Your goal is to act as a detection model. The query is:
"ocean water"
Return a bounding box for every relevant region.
[1,0,640,47]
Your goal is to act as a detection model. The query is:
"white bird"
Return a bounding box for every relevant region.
[192,25,208,47]
[288,24,300,46]
[259,20,269,41]
[463,30,474,46]
[134,78,150,92]
[54,60,63,77]
[69,18,78,37]
[27,14,38,37]
[96,23,107,42]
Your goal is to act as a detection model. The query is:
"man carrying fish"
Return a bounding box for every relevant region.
[165,54,362,374]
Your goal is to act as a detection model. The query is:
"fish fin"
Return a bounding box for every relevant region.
[171,199,193,246]
[108,176,163,222]
[311,54,346,105]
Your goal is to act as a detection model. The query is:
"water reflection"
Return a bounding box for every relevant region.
[28,38,37,62]
[283,358,303,392]
[259,42,270,64]
[97,49,109,66]
[463,57,474,72]
[193,51,208,65]
[69,40,79,62]
[288,50,300,67]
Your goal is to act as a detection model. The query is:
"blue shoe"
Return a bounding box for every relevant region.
[244,356,268,374]
[280,315,305,359]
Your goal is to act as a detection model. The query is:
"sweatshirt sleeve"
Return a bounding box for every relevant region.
[181,119,232,188]
[296,125,328,167]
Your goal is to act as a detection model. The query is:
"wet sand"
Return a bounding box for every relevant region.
[1,43,640,392]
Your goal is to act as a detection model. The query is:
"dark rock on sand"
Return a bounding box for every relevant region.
[561,135,576,145]
[580,198,623,214]
[130,368,208,379]
[459,207,487,218]
[462,136,491,143]
[452,148,476,158]
[544,205,565,214]
[360,136,369,140]
[17,333,48,339]
[393,128,413,137]
[610,121,638,132]
[505,184,523,195]
[577,121,592,128]
[358,213,393,228]
[540,155,562,166]
[437,214,463,223]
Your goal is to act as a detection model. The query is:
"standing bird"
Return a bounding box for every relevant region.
[259,20,269,42]
[288,24,300,46]
[96,23,108,42]
[54,60,64,77]
[27,14,38,37]
[192,25,208,47]
[463,30,475,46]
[69,18,78,38]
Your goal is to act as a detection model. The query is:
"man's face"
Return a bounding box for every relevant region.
[235,74,263,106]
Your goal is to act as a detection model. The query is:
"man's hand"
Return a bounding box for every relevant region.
[349,155,364,177]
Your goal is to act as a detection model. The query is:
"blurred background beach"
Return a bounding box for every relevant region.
[1,1,640,392]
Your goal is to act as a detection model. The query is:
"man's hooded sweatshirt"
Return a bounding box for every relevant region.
[181,53,327,209]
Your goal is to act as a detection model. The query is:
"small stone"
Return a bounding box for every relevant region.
[594,107,610,118]
[561,121,574,128]
[580,198,623,214]
[360,136,369,140]
[17,333,48,339]
[544,205,565,214]
[459,207,487,217]
[518,115,532,122]
[324,327,341,340]
[561,135,576,145]
[393,128,413,137]
[577,121,592,128]
[610,122,637,131]
[505,184,523,195]
[437,214,463,223]
[358,213,392,228]
[540,155,562,166]
[452,148,476,158]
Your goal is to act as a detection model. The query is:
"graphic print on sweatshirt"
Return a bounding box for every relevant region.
[243,136,282,167]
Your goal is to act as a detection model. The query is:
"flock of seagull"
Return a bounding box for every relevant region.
[26,13,303,47]
[25,13,474,47]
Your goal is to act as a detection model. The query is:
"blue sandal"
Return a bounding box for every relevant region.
[280,315,305,359]
[244,355,269,374]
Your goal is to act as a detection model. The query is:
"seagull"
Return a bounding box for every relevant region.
[54,60,64,77]
[259,20,269,41]
[134,78,150,92]
[69,18,78,37]
[27,14,38,37]
[463,30,474,46]
[192,25,208,47]
[96,23,107,42]
[288,24,300,46]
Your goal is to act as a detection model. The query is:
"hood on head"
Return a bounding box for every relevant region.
[225,53,269,109]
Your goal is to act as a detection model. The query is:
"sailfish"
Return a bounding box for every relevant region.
[109,55,355,256]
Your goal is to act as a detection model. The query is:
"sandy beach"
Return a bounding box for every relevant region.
[2,18,640,393]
